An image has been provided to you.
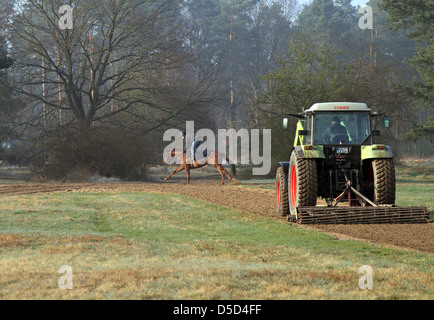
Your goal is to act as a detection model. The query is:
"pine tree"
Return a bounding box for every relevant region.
[296,0,358,53]
[379,0,434,102]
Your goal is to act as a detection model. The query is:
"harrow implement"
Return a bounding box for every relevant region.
[292,178,430,224]
[296,206,430,224]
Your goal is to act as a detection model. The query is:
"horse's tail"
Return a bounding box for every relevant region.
[226,156,236,177]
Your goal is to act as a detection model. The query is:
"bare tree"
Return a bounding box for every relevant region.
[0,0,19,134]
[9,0,186,130]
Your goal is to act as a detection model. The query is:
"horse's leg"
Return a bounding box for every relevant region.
[209,161,229,185]
[214,152,233,181]
[208,163,224,185]
[219,166,225,185]
[185,164,191,184]
[216,164,233,183]
[164,165,185,180]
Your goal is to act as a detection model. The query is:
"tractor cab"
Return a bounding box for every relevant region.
[308,103,375,146]
[284,103,379,147]
[312,112,370,145]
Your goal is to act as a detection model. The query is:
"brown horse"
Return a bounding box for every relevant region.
[163,149,236,184]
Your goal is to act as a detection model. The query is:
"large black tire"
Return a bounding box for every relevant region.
[372,158,396,205]
[275,166,289,217]
[288,151,318,216]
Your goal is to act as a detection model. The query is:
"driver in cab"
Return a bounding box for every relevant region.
[322,116,349,144]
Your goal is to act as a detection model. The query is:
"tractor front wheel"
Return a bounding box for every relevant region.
[276,166,289,217]
[288,151,318,216]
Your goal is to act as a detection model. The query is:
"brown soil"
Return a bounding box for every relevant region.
[0,176,432,254]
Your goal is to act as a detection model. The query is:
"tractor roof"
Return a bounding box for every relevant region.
[305,102,371,113]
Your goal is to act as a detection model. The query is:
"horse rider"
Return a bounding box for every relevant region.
[181,130,204,164]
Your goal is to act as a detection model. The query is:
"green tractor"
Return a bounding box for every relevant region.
[275,102,429,224]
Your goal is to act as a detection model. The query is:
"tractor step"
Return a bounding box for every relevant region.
[297,206,430,224]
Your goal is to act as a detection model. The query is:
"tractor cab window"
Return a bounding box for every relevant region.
[300,116,313,145]
[314,112,370,145]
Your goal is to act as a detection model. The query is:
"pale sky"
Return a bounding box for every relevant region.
[352,0,368,6]
[298,0,368,7]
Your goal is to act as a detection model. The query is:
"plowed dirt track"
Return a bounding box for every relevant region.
[0,178,432,254]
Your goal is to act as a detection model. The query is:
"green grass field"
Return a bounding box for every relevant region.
[0,181,432,299]
[395,162,434,219]
[0,161,433,299]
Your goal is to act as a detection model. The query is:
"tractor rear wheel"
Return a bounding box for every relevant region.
[372,158,396,205]
[275,166,289,217]
[288,151,318,216]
